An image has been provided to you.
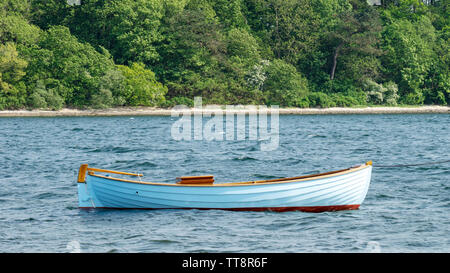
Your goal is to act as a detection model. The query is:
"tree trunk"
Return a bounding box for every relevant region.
[274,6,280,59]
[330,43,343,80]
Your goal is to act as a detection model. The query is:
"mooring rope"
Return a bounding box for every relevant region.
[373,159,450,168]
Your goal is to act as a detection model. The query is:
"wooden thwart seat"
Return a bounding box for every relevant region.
[176,175,214,185]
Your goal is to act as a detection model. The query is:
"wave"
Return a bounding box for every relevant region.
[252,174,281,180]
[89,146,140,153]
[232,156,258,161]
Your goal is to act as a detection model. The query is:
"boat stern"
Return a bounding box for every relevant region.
[77,164,96,208]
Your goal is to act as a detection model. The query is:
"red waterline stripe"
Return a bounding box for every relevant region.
[79,204,360,213]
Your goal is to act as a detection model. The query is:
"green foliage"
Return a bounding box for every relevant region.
[67,0,164,65]
[27,80,64,110]
[0,42,27,85]
[226,28,261,67]
[381,0,429,22]
[382,15,441,105]
[155,2,225,89]
[1,0,33,18]
[329,93,362,107]
[0,13,41,46]
[209,0,248,30]
[403,91,425,105]
[325,0,382,82]
[31,25,119,108]
[262,59,309,107]
[0,0,447,110]
[383,81,400,106]
[363,79,399,106]
[0,42,28,109]
[244,0,322,65]
[117,63,167,106]
[160,96,195,108]
[29,0,71,29]
[307,92,336,108]
[98,69,127,107]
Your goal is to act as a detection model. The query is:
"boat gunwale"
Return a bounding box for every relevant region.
[85,163,371,187]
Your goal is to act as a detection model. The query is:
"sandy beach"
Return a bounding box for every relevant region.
[0,105,448,117]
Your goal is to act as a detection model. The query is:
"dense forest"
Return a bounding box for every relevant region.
[0,0,448,110]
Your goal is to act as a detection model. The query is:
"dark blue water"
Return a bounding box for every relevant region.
[0,114,449,252]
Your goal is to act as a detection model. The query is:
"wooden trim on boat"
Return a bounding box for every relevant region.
[177,175,214,180]
[78,164,143,183]
[77,164,88,183]
[176,175,215,185]
[86,161,372,187]
[87,167,143,177]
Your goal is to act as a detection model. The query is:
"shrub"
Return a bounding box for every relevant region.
[262,59,309,107]
[90,88,114,109]
[363,79,399,106]
[295,96,310,108]
[27,81,64,110]
[402,91,425,105]
[330,93,359,107]
[307,92,336,108]
[344,89,368,106]
[161,96,194,108]
[98,69,127,107]
[117,62,167,107]
[0,82,27,110]
[0,42,28,109]
[383,81,400,106]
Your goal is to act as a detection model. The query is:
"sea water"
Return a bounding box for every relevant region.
[0,114,448,252]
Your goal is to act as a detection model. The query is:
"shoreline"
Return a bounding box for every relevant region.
[0,105,448,117]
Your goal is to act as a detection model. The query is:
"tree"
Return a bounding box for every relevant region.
[209,0,248,30]
[381,16,436,104]
[22,25,119,108]
[226,28,261,65]
[0,14,41,46]
[1,0,33,18]
[380,0,429,22]
[29,0,71,29]
[262,59,309,106]
[67,0,165,65]
[363,79,399,105]
[27,79,64,110]
[292,0,350,92]
[0,0,447,109]
[155,1,227,99]
[117,62,167,106]
[0,42,28,109]
[243,0,321,65]
[326,0,382,81]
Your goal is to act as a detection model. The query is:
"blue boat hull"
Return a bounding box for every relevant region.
[77,163,372,212]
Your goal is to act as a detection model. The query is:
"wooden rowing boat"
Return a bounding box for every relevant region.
[77,161,372,212]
